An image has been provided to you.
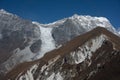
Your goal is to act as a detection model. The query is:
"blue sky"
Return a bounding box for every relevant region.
[0,0,120,28]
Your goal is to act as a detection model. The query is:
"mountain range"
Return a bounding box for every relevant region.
[0,9,119,80]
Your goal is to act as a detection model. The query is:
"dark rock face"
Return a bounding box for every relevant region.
[52,19,86,45]
[30,39,41,53]
[0,11,41,64]
[0,30,25,63]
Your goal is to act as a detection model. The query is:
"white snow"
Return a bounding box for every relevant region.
[32,22,56,58]
[70,35,106,64]
[47,73,55,80]
[46,72,63,80]
[70,14,116,33]
[90,35,106,52]
[17,46,35,62]
[18,64,39,80]
[95,17,109,28]
[70,50,86,64]
[118,31,120,34]
[41,64,47,72]
[13,46,35,62]
[2,46,35,72]
[29,64,38,74]
[95,17,108,22]
[55,72,63,80]
[39,14,116,34]
[0,9,16,16]
[39,26,55,56]
[0,9,10,15]
[41,18,66,27]
[97,63,101,67]
[26,71,34,80]
[19,71,34,80]
[48,55,60,65]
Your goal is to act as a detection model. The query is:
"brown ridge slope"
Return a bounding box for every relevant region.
[73,39,120,80]
[89,52,120,80]
[5,27,120,80]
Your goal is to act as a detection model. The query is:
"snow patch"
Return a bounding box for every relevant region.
[55,72,63,80]
[19,71,34,80]
[46,72,63,80]
[41,64,47,72]
[70,35,106,64]
[118,31,120,35]
[0,9,12,15]
[48,55,60,65]
[95,17,109,22]
[18,64,38,80]
[2,46,35,72]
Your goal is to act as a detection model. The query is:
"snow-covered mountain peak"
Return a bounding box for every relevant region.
[67,14,116,33]
[0,9,7,13]
[71,14,80,19]
[40,14,116,33]
[94,16,109,22]
[0,9,13,16]
[70,14,109,24]
[70,14,108,21]
[32,14,117,35]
